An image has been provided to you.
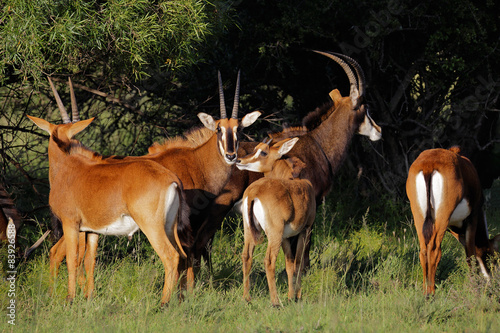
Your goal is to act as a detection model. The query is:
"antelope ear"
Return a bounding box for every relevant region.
[276,137,299,156]
[67,118,95,139]
[27,115,54,135]
[198,112,216,131]
[240,111,261,128]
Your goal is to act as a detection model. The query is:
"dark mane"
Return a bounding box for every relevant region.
[302,101,334,130]
[68,140,104,161]
[148,126,213,154]
[267,126,309,142]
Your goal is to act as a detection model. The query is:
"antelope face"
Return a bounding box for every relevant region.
[357,105,382,141]
[236,137,299,172]
[198,70,261,165]
[198,111,261,165]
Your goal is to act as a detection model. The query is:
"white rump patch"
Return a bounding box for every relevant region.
[415,171,427,217]
[252,198,267,234]
[430,171,443,217]
[164,183,180,236]
[81,215,139,238]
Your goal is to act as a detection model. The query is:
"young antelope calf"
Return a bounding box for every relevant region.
[236,138,316,306]
[28,115,189,305]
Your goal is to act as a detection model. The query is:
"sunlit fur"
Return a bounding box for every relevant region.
[406,147,500,296]
[48,111,261,295]
[28,116,189,305]
[237,138,316,306]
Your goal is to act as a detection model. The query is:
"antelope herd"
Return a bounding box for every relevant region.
[3,50,499,307]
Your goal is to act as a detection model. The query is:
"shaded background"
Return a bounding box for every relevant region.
[1,0,499,249]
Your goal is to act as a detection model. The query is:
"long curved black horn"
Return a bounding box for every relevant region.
[48,77,71,124]
[218,71,227,119]
[312,50,358,92]
[68,77,79,122]
[331,52,365,100]
[231,70,241,119]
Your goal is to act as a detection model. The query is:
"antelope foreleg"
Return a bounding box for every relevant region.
[63,225,80,302]
[83,233,99,299]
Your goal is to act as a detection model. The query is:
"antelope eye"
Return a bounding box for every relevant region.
[260,151,268,157]
[216,126,221,133]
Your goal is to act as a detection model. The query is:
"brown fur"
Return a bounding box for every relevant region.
[238,138,316,306]
[406,147,500,296]
[29,116,189,305]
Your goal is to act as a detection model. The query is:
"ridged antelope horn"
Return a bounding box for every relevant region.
[218,71,227,119]
[68,77,79,122]
[312,50,361,107]
[231,70,241,119]
[48,77,71,124]
[331,52,365,101]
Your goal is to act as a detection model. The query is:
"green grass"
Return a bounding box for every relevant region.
[1,201,500,332]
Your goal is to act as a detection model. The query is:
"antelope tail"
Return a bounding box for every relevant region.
[247,199,262,243]
[175,183,192,254]
[422,172,434,245]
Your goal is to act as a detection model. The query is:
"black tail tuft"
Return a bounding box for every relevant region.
[176,184,193,248]
[50,212,63,240]
[422,172,434,245]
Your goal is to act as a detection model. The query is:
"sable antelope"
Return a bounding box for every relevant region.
[406,147,500,296]
[192,51,382,272]
[29,86,191,304]
[47,72,261,292]
[236,138,316,306]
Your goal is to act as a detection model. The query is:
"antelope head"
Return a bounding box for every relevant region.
[236,137,299,174]
[313,51,382,141]
[198,71,261,165]
[29,77,94,153]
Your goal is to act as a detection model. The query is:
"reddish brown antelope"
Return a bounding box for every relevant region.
[193,51,382,272]
[236,138,316,306]
[28,101,190,304]
[406,147,500,296]
[47,72,261,292]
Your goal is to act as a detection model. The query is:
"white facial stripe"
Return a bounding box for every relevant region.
[236,161,262,172]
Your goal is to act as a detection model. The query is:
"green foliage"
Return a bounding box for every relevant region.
[2,205,500,331]
[0,0,212,84]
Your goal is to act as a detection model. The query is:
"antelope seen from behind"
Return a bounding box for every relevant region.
[406,147,500,296]
[237,138,316,306]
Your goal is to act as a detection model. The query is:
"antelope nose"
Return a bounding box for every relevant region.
[226,153,236,161]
